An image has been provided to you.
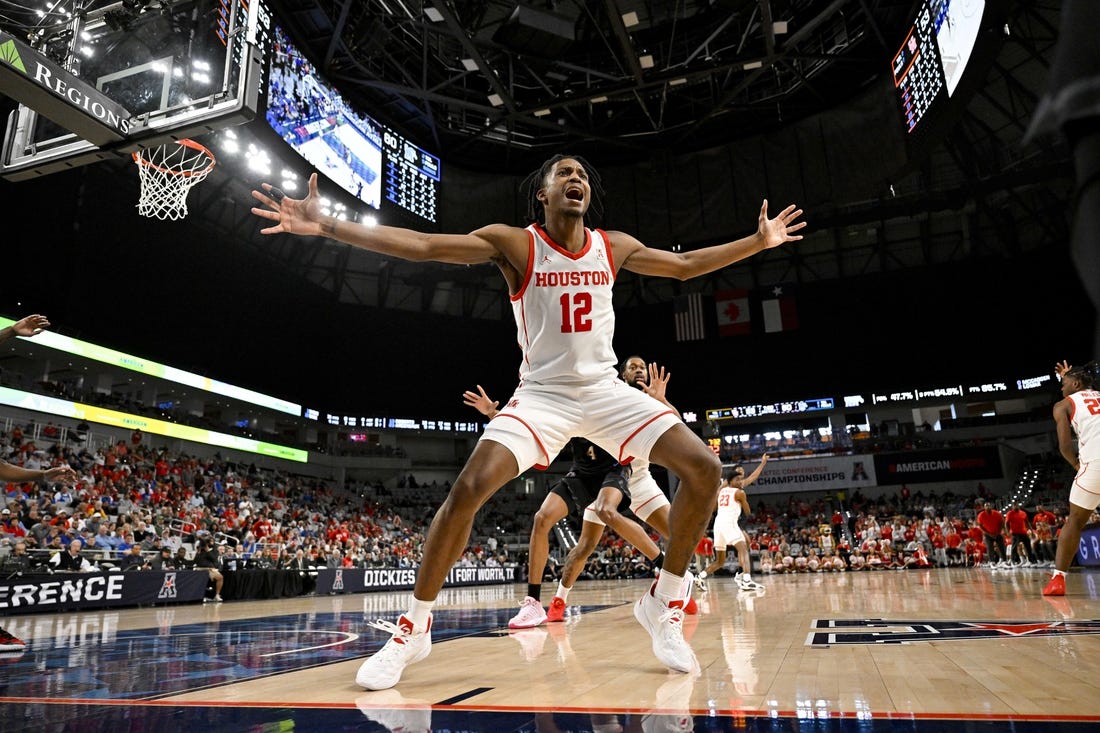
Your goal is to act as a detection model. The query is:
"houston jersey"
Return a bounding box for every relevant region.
[511,223,618,385]
[715,485,743,525]
[1068,389,1100,463]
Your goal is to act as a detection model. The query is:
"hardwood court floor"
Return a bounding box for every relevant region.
[3,566,1100,731]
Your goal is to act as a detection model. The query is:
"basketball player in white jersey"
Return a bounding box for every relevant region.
[1044,360,1100,596]
[251,155,805,689]
[698,456,769,592]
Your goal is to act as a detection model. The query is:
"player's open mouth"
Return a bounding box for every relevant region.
[565,189,584,201]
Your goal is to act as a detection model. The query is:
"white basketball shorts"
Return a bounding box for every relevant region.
[480,377,681,474]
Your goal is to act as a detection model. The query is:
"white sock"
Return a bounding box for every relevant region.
[407,597,435,630]
[654,570,684,603]
[556,582,571,602]
[699,570,707,580]
[1053,569,1067,578]
[742,573,753,581]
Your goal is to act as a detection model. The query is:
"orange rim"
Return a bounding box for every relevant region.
[131,138,216,177]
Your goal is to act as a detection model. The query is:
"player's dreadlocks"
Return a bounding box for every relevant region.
[1065,361,1098,389]
[521,154,605,225]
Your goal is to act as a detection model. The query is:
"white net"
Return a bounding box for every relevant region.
[132,139,216,220]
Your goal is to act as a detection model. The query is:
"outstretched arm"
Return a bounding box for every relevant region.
[614,200,805,280]
[0,314,50,346]
[463,385,500,419]
[739,453,770,488]
[251,173,516,265]
[0,463,76,484]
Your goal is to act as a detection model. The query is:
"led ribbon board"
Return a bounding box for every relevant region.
[0,386,307,463]
[0,317,299,416]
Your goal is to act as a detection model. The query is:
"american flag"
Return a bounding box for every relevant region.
[673,293,707,342]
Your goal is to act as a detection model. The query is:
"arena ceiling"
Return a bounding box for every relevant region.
[0,1,1084,390]
[270,0,917,171]
[0,2,1072,308]
[194,0,1072,322]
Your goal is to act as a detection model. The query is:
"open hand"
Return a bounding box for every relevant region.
[251,173,325,236]
[11,314,49,337]
[462,385,499,417]
[644,363,670,402]
[757,200,806,250]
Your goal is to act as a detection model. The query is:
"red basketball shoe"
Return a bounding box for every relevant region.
[546,596,567,622]
[1043,574,1066,596]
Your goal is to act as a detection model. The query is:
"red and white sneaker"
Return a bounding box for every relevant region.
[508,596,547,628]
[546,596,567,622]
[683,595,698,615]
[355,614,432,690]
[0,627,25,653]
[634,585,698,673]
[1043,574,1066,596]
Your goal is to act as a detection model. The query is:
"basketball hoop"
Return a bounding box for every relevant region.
[132,139,216,220]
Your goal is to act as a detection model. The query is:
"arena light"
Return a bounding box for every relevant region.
[0,316,300,415]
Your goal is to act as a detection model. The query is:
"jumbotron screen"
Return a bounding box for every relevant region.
[265,25,440,221]
[892,0,986,134]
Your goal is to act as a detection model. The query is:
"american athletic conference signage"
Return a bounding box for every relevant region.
[807,618,1100,647]
[872,446,1003,485]
[0,570,207,611]
[0,31,134,146]
[751,455,876,494]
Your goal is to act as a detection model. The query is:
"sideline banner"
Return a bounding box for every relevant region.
[1076,524,1100,567]
[872,446,1003,485]
[0,570,208,612]
[316,565,515,595]
[750,455,877,494]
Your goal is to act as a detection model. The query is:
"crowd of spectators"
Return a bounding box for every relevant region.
[0,422,505,579]
[724,479,1078,576]
[0,414,1085,591]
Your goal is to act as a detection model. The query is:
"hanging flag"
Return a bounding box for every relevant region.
[761,283,799,333]
[673,293,706,342]
[715,289,751,336]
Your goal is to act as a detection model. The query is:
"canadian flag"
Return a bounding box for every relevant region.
[715,289,750,336]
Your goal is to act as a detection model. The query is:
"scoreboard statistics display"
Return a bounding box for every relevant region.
[892,0,985,135]
[267,25,440,222]
[382,127,440,222]
[892,4,942,134]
